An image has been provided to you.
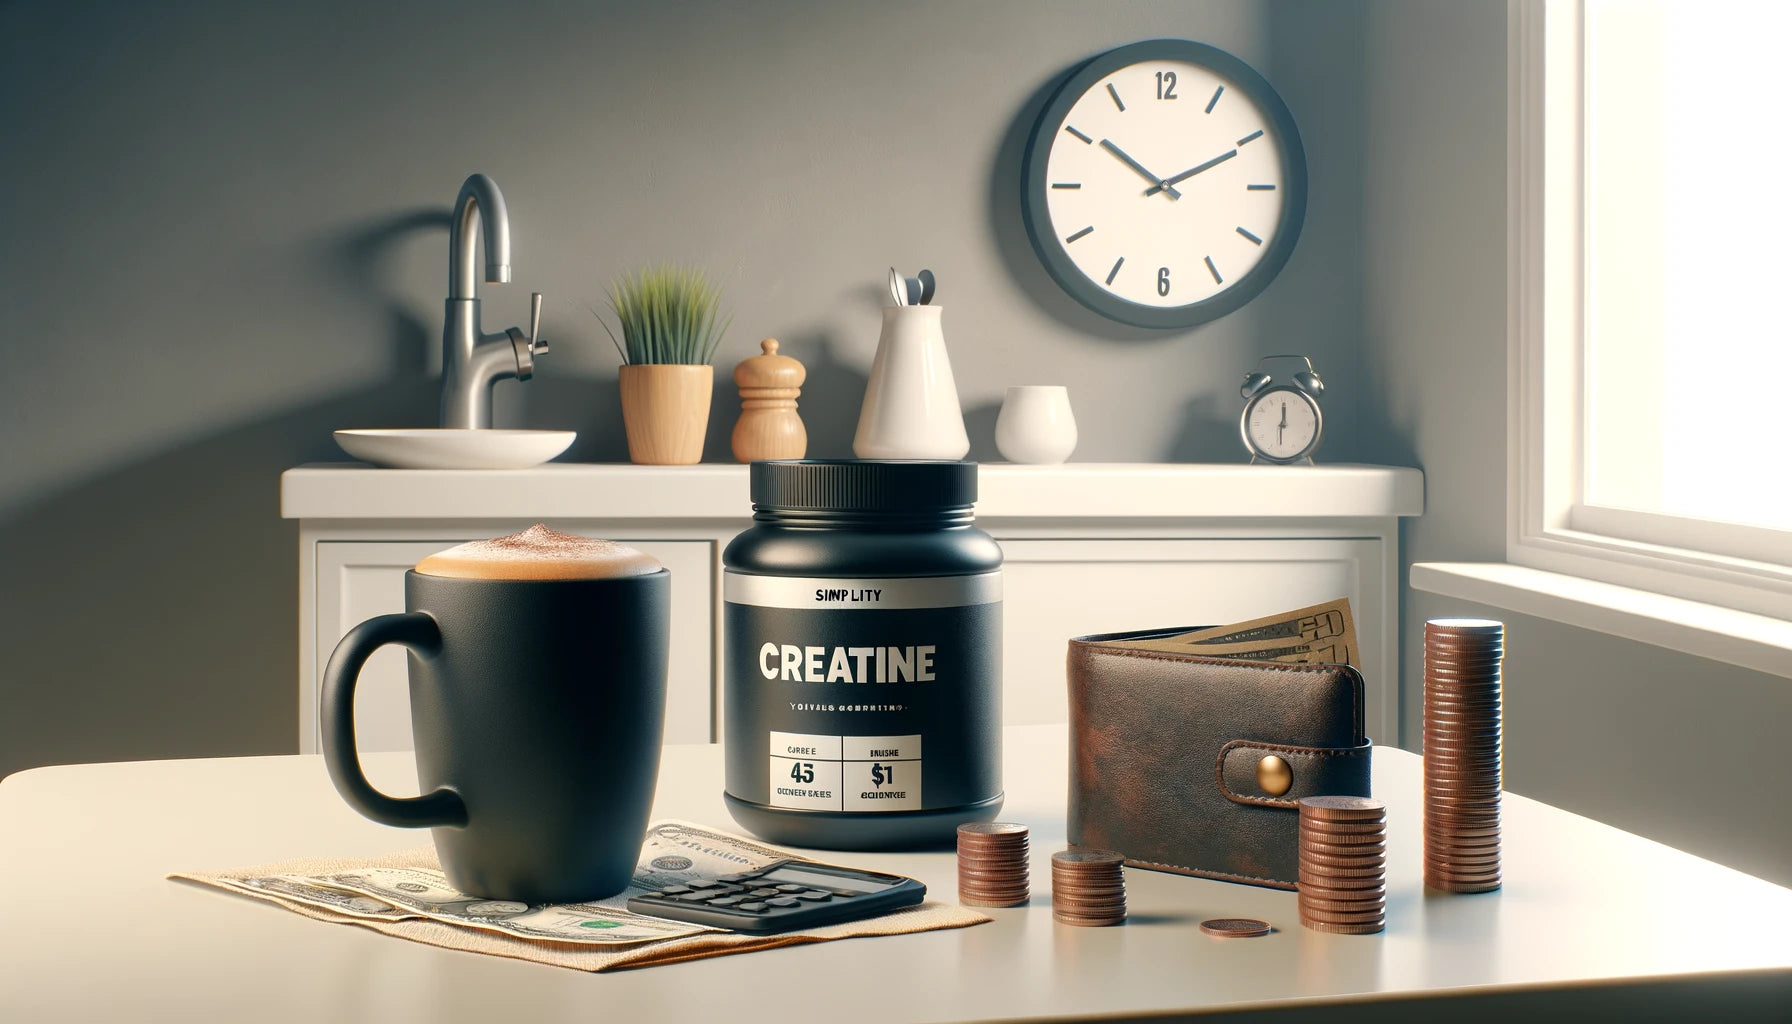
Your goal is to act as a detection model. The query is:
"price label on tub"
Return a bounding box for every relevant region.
[768,732,922,811]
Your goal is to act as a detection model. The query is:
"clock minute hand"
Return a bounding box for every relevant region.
[1099,139,1181,200]
[1144,148,1240,197]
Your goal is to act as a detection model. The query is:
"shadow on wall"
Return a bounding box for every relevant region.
[533,329,873,465]
[1167,392,1248,462]
[964,399,1003,464]
[0,373,440,781]
[0,210,460,780]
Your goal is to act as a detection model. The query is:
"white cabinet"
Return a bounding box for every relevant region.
[997,538,1383,730]
[285,463,1423,752]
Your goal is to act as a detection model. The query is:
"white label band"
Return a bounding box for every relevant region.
[766,734,925,812]
[724,571,1002,610]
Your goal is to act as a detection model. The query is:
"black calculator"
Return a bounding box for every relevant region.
[626,859,926,934]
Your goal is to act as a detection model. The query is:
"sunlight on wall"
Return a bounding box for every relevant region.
[1584,0,1792,530]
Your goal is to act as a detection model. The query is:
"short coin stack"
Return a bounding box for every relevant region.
[955,822,1030,907]
[1050,849,1127,926]
[1296,795,1388,934]
[1423,617,1504,894]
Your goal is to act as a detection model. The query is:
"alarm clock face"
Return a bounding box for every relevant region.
[1022,40,1307,329]
[1243,387,1321,463]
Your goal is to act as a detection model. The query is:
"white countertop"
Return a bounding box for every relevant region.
[3,725,1787,1021]
[280,462,1425,520]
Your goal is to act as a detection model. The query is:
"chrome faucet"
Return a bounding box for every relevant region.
[440,173,548,429]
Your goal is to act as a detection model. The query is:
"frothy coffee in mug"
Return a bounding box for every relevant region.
[415,524,662,581]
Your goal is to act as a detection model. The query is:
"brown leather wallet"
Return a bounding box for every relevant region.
[1067,625,1373,890]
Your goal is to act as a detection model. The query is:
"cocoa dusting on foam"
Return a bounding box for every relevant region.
[414,524,662,581]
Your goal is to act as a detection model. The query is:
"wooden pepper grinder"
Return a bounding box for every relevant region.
[731,338,807,462]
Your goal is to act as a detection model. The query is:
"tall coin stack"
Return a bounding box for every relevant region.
[1423,617,1504,893]
[956,822,1031,907]
[1050,849,1127,926]
[1296,796,1388,934]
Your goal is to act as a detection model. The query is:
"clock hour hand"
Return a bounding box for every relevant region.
[1144,148,1240,197]
[1099,139,1181,199]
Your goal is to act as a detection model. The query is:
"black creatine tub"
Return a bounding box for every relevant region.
[722,459,1004,850]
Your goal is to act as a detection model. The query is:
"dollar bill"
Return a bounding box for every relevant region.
[221,819,816,947]
[220,875,408,919]
[1108,598,1359,668]
[630,819,797,889]
[286,866,704,945]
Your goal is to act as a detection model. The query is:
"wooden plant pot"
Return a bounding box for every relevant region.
[619,364,713,465]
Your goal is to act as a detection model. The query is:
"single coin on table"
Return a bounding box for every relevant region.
[1200,917,1272,938]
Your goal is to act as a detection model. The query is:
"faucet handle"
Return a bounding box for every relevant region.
[506,292,548,380]
[527,292,548,355]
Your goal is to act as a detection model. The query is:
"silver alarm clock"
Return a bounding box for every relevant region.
[1239,355,1324,464]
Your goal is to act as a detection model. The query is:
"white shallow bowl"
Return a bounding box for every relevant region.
[333,428,577,470]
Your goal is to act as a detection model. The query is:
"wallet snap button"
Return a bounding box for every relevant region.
[1257,754,1293,796]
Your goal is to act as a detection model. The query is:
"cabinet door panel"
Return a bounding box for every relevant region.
[996,539,1385,740]
[313,539,713,752]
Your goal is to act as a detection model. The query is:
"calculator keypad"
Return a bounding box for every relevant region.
[630,863,915,933]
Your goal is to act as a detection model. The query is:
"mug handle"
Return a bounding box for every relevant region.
[319,612,469,829]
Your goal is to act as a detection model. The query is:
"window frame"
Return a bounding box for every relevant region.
[1506,0,1792,620]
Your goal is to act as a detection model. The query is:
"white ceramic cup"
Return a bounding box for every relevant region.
[995,385,1078,464]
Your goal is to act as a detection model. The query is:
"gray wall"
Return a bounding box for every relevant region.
[1361,0,1792,886]
[0,0,1368,779]
[5,0,1785,889]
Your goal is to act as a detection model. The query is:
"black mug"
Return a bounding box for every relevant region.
[320,568,670,903]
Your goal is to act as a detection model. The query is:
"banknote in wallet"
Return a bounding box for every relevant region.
[1103,598,1359,668]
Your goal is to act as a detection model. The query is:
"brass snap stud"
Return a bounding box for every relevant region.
[1257,754,1293,796]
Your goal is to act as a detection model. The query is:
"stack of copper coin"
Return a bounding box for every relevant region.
[1296,796,1388,934]
[956,822,1030,907]
[1050,849,1127,926]
[1423,617,1504,894]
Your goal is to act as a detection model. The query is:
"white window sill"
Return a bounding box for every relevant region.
[1409,562,1792,679]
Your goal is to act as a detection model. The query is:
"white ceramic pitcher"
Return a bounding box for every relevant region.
[853,305,970,460]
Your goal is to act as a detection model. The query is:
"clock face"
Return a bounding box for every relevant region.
[1022,40,1307,329]
[1243,387,1321,462]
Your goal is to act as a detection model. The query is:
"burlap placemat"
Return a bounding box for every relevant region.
[171,844,987,972]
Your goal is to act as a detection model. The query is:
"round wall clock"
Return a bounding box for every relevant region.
[1021,39,1308,329]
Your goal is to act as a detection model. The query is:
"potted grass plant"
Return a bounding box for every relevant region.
[600,265,730,465]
